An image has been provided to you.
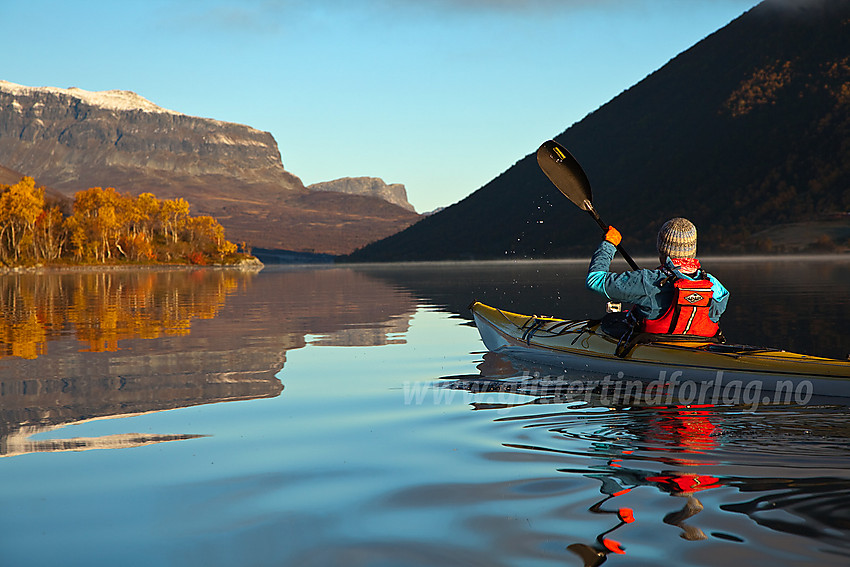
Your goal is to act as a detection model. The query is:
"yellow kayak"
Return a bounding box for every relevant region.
[470,301,850,400]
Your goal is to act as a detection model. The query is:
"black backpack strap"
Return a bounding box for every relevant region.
[616,331,725,358]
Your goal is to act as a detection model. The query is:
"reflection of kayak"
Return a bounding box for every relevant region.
[470,302,850,397]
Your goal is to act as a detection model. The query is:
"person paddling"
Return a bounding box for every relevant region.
[586,218,729,340]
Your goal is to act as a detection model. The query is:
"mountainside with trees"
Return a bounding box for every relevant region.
[0,81,420,255]
[348,0,850,261]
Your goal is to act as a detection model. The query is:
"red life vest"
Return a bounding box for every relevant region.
[642,278,719,337]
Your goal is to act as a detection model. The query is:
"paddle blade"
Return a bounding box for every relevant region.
[536,140,593,211]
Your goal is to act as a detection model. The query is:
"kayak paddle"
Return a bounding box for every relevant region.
[536,139,640,270]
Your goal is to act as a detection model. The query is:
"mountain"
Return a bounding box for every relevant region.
[0,163,69,207]
[0,164,26,186]
[0,81,420,255]
[308,177,416,212]
[347,0,850,261]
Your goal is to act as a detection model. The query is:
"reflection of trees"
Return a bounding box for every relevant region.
[0,269,242,358]
[0,268,281,457]
[0,267,421,457]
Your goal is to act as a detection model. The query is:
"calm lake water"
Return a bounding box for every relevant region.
[1,258,849,566]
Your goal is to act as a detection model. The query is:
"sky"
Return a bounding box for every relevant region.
[3,0,761,213]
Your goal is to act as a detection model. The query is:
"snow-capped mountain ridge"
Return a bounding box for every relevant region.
[0,80,178,115]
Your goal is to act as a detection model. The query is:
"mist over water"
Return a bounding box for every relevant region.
[0,258,848,566]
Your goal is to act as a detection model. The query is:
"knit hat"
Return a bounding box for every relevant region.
[657,217,697,258]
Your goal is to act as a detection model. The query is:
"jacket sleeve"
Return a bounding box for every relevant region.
[705,273,730,322]
[586,241,654,302]
[586,240,616,297]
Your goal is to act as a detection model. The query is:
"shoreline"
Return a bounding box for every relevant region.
[2,252,847,274]
[0,257,264,275]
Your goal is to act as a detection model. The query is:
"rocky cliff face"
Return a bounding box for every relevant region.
[0,81,420,254]
[0,81,298,191]
[309,177,416,212]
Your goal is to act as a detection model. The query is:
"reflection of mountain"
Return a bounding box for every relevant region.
[245,267,418,350]
[1,425,207,458]
[0,267,419,456]
[722,478,850,553]
[0,269,281,456]
[309,325,408,347]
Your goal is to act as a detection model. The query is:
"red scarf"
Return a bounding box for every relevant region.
[670,257,701,274]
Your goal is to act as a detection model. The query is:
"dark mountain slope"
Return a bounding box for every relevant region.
[348,0,850,261]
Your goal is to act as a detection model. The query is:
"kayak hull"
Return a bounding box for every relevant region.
[470,301,850,399]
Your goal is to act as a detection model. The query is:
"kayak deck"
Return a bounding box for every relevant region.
[470,301,850,388]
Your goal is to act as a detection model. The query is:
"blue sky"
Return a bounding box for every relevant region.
[4,0,760,212]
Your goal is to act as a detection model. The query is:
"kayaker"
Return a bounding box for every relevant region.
[586,217,729,339]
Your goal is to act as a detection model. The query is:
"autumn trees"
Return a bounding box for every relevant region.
[0,177,45,264]
[0,177,243,266]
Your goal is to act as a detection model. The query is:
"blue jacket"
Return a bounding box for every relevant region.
[586,241,729,322]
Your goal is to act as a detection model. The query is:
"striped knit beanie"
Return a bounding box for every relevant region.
[657,217,697,259]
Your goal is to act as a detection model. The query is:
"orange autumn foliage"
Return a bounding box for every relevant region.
[0,178,246,267]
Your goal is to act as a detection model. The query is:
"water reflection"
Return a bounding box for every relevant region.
[558,406,725,565]
[567,472,721,566]
[0,269,242,358]
[2,426,207,458]
[3,262,846,566]
[443,352,850,564]
[0,267,420,457]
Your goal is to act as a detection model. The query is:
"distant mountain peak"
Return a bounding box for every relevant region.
[308,177,416,212]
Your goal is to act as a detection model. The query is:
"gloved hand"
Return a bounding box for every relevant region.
[604,226,622,247]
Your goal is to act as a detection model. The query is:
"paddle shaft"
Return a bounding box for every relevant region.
[584,202,640,271]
